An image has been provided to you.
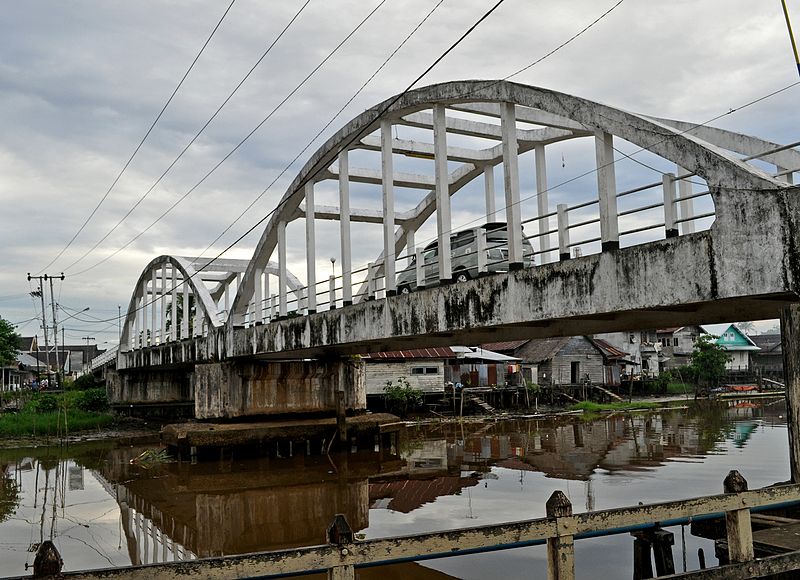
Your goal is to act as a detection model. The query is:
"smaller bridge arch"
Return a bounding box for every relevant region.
[120,255,303,351]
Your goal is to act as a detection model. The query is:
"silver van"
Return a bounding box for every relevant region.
[396,222,535,293]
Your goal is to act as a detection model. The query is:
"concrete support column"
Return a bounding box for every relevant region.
[181,279,189,340]
[433,104,453,281]
[677,164,695,234]
[405,226,416,265]
[160,265,168,342]
[133,293,140,349]
[193,298,202,338]
[339,151,353,306]
[535,144,550,263]
[782,304,800,483]
[150,270,157,345]
[224,280,230,318]
[595,131,619,251]
[264,273,270,321]
[278,221,288,317]
[380,120,396,295]
[305,181,317,313]
[170,265,177,341]
[662,173,678,238]
[253,267,263,324]
[501,102,523,268]
[484,165,496,222]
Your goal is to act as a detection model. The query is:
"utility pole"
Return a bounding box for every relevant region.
[27,277,50,383]
[28,273,64,388]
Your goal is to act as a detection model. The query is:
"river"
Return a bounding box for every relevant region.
[0,398,790,579]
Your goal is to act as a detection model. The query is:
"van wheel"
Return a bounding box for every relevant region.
[398,285,412,295]
[454,271,470,283]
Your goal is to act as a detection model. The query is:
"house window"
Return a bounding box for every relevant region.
[673,337,679,346]
[412,366,439,375]
[411,367,424,375]
[425,367,438,374]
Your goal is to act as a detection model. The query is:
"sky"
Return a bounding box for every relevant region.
[0,0,797,347]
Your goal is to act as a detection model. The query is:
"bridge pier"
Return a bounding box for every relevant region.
[782,304,800,483]
[194,358,366,420]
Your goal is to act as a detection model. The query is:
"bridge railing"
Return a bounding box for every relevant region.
[238,168,716,322]
[89,346,118,371]
[42,471,800,579]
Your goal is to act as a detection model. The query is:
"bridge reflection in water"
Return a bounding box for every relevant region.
[0,400,788,578]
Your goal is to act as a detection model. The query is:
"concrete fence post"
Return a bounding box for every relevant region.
[546,490,575,580]
[557,204,570,262]
[723,470,754,563]
[476,227,488,274]
[327,514,355,580]
[662,173,678,238]
[415,248,425,290]
[329,275,336,310]
[367,262,376,301]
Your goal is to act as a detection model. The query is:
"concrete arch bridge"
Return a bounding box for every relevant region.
[108,80,799,425]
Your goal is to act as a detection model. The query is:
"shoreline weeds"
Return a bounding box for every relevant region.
[0,393,745,449]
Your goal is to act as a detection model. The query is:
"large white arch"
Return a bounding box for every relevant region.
[230,80,785,324]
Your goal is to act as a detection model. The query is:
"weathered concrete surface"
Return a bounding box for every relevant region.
[118,185,800,364]
[161,413,399,448]
[107,367,192,404]
[194,358,366,419]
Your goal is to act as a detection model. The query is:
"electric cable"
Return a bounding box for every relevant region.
[66,0,389,276]
[59,0,313,273]
[38,0,238,273]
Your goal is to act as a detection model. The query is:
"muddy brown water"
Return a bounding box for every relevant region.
[0,399,790,579]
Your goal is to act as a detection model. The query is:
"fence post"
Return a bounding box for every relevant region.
[723,470,754,563]
[557,204,570,261]
[546,490,575,580]
[327,514,355,580]
[329,275,337,310]
[415,248,425,289]
[367,262,376,300]
[476,227,488,274]
[662,173,678,238]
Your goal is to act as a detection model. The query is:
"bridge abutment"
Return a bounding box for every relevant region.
[194,358,366,420]
[106,367,194,418]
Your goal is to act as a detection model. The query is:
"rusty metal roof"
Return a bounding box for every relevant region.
[362,347,456,360]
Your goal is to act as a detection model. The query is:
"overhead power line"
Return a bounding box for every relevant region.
[67,0,389,277]
[60,0,313,273]
[197,0,447,257]
[39,0,238,274]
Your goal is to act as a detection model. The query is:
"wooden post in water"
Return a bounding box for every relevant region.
[327,514,355,580]
[546,490,575,580]
[782,304,800,482]
[723,470,754,563]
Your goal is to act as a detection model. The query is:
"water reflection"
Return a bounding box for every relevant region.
[0,400,789,578]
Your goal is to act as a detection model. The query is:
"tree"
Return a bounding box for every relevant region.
[736,321,756,335]
[165,294,195,336]
[0,316,21,366]
[690,335,731,393]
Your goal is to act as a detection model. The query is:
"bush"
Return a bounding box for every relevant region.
[384,377,423,417]
[74,388,109,412]
[69,374,97,391]
[28,393,59,414]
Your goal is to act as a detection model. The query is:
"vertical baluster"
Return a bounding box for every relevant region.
[557,204,571,261]
[278,221,288,317]
[595,131,619,251]
[501,102,523,268]
[339,150,353,306]
[535,144,550,263]
[663,173,678,238]
[305,181,317,313]
[484,165,496,222]
[381,120,396,295]
[433,104,452,282]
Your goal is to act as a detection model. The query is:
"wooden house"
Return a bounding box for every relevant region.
[715,324,760,371]
[656,326,706,370]
[483,336,605,387]
[749,334,782,375]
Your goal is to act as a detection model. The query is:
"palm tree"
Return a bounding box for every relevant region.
[736,321,756,336]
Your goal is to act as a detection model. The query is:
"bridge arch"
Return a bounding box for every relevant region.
[230,80,789,325]
[120,255,304,351]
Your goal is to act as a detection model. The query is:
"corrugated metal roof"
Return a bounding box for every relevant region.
[362,347,456,360]
[480,340,529,352]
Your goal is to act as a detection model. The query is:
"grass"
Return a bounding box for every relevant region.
[570,401,666,413]
[0,409,115,437]
[665,382,693,395]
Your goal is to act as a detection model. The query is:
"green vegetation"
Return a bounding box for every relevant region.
[0,315,21,366]
[384,376,423,417]
[571,401,668,413]
[0,388,112,437]
[690,335,731,393]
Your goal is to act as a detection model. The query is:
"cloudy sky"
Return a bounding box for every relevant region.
[1,0,797,346]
